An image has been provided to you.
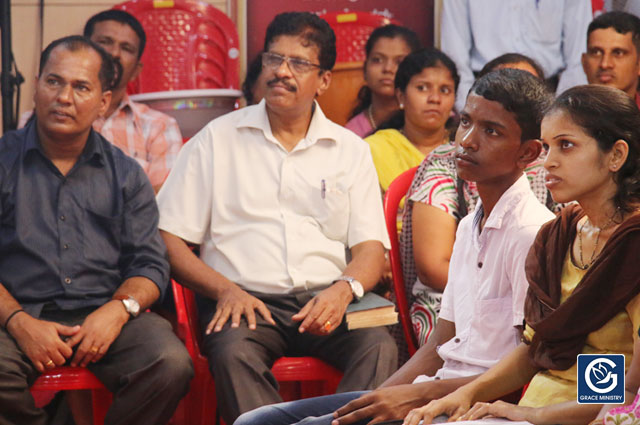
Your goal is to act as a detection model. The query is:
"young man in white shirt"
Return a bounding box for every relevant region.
[234,68,556,425]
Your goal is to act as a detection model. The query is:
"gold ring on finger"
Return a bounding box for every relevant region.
[323,321,331,332]
[45,360,55,367]
[90,346,99,354]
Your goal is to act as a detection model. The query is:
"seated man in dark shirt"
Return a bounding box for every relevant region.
[0,35,193,425]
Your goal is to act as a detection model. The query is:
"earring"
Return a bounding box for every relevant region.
[399,103,404,109]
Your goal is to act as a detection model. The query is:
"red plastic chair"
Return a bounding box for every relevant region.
[383,166,419,356]
[319,11,400,63]
[114,0,240,92]
[171,280,342,425]
[30,367,111,425]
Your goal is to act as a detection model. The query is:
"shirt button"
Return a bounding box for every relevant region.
[64,277,71,284]
[478,262,483,268]
[454,337,461,343]
[63,244,69,250]
[60,215,66,221]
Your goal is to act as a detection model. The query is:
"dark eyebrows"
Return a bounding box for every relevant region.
[94,35,138,52]
[45,72,93,87]
[552,133,574,140]
[93,35,114,43]
[479,119,507,130]
[44,72,63,80]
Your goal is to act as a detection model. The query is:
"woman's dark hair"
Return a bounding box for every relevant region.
[242,54,262,105]
[478,53,545,80]
[350,25,420,119]
[378,48,459,132]
[546,85,640,212]
[39,35,120,91]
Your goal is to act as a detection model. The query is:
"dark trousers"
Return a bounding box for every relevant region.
[199,291,398,424]
[0,310,194,425]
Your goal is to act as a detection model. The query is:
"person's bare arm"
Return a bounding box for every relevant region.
[460,399,602,425]
[412,203,457,291]
[403,343,538,424]
[332,319,480,425]
[293,240,385,334]
[1,283,78,372]
[597,335,640,420]
[161,230,275,333]
[382,317,456,387]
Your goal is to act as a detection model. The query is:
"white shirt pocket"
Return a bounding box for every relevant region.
[467,296,520,363]
[291,171,350,241]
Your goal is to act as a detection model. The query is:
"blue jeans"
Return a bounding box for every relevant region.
[233,391,369,425]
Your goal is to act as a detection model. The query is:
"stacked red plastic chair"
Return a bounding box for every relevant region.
[318,11,399,63]
[114,0,240,92]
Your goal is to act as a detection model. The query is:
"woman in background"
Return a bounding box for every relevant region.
[365,48,459,196]
[345,25,420,138]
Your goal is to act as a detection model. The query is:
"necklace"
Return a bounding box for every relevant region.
[577,210,618,270]
[367,104,377,130]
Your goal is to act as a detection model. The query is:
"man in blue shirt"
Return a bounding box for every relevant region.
[441,0,591,112]
[0,36,193,425]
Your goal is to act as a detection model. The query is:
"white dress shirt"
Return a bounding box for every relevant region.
[414,174,554,382]
[157,100,390,294]
[441,0,591,112]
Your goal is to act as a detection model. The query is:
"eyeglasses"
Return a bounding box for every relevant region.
[262,52,322,74]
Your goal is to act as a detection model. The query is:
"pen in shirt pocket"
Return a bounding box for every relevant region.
[321,179,326,199]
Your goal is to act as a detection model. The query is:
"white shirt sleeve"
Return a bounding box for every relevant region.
[441,0,474,113]
[556,0,590,94]
[156,127,214,245]
[346,142,391,249]
[439,218,470,323]
[507,224,541,328]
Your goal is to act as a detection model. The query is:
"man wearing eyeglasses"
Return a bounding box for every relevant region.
[156,11,397,425]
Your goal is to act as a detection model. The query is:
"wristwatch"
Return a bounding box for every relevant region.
[333,275,364,302]
[113,295,141,318]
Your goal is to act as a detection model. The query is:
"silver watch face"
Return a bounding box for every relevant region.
[349,280,364,299]
[122,298,140,317]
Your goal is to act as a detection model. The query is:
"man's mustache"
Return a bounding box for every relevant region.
[267,77,296,92]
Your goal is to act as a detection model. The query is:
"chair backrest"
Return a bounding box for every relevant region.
[114,0,240,92]
[171,278,201,357]
[383,166,419,356]
[319,11,399,63]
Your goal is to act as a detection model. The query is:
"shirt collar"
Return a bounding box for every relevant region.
[236,99,339,151]
[473,173,532,232]
[24,119,104,166]
[98,93,140,128]
[114,93,136,114]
